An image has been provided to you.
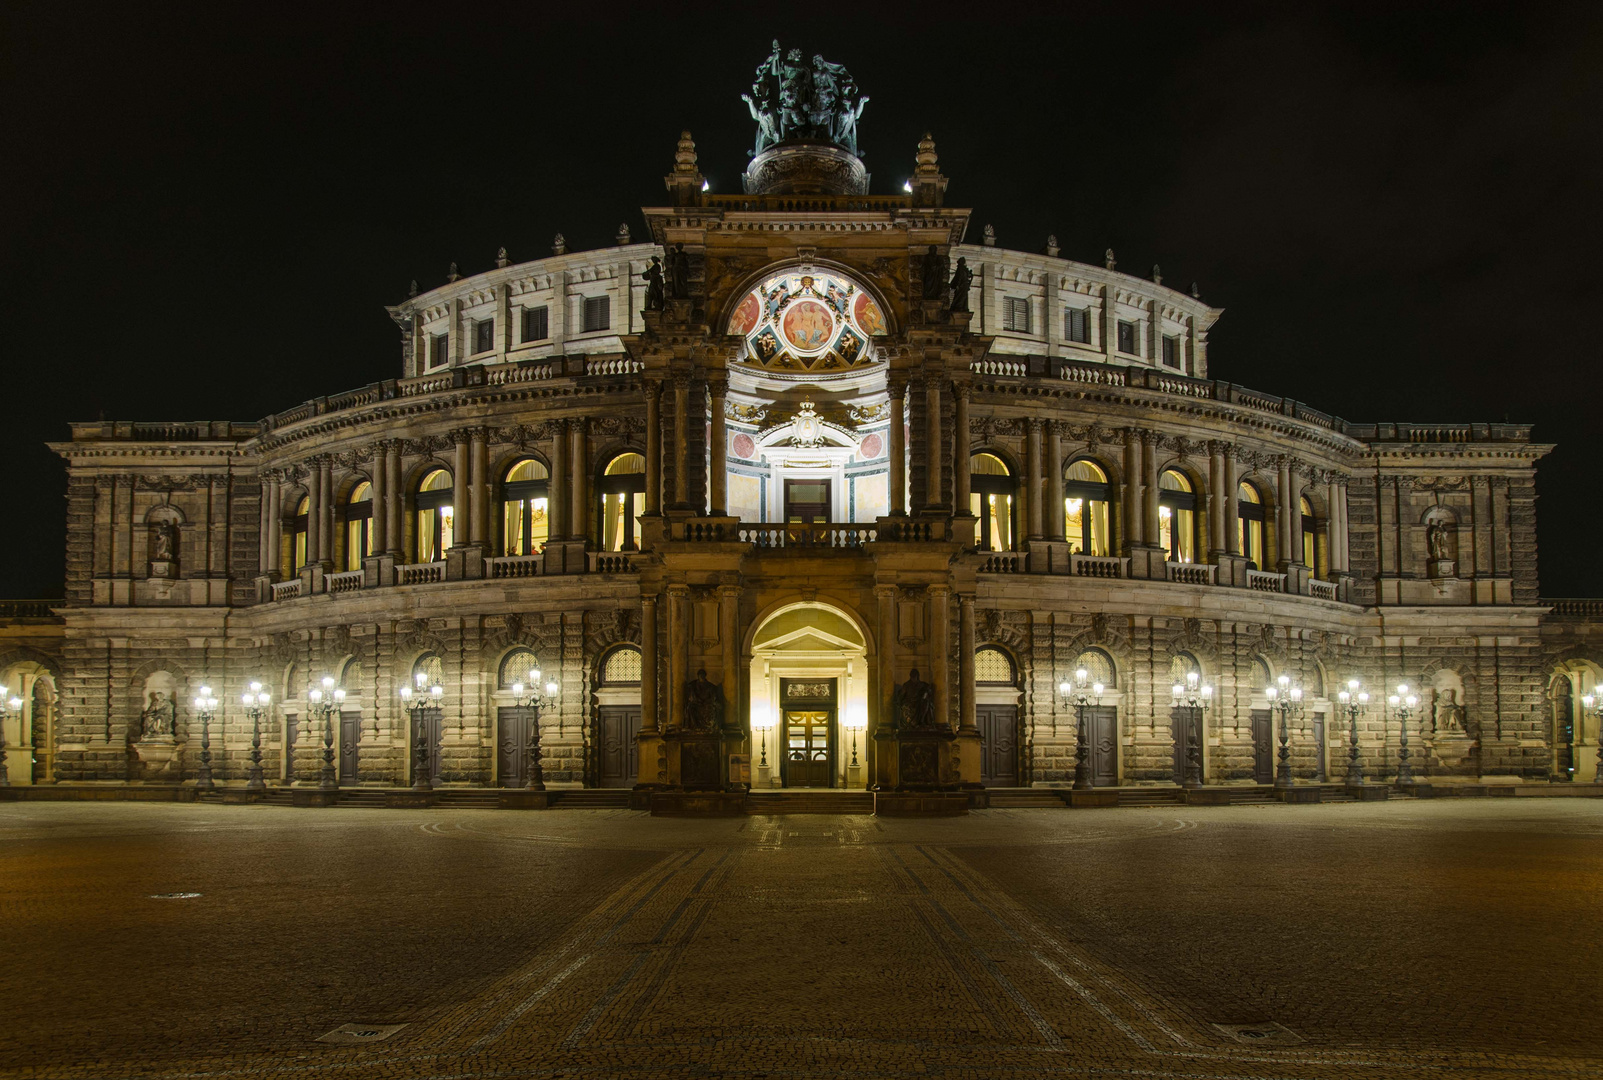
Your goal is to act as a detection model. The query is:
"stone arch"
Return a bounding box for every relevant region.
[742,594,876,659]
[719,256,901,341]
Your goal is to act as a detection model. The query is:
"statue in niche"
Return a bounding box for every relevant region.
[1433,687,1467,733]
[891,669,938,730]
[949,257,973,313]
[1426,519,1451,562]
[140,691,175,739]
[920,246,947,302]
[641,256,665,311]
[151,521,178,563]
[683,668,723,732]
[667,243,691,300]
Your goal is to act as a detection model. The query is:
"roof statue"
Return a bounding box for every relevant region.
[743,41,869,158]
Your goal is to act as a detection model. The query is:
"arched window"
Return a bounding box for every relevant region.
[341,659,364,700]
[975,646,1016,685]
[344,481,373,572]
[969,453,1016,552]
[1158,470,1196,564]
[1170,653,1199,683]
[498,647,541,690]
[502,459,549,556]
[290,494,310,574]
[599,453,646,552]
[1300,495,1318,570]
[1073,648,1117,688]
[1249,656,1273,692]
[600,645,643,685]
[416,469,454,562]
[1238,481,1265,570]
[1307,664,1325,698]
[1064,460,1113,556]
[413,653,444,688]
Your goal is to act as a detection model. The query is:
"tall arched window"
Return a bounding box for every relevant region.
[969,453,1016,551]
[1238,481,1265,570]
[502,459,549,556]
[290,494,310,574]
[1073,648,1117,688]
[1300,495,1318,570]
[598,453,646,552]
[1158,470,1196,563]
[975,646,1016,685]
[1064,459,1112,556]
[344,481,373,572]
[416,469,454,562]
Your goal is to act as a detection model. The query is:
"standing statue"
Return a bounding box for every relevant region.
[141,692,175,739]
[1433,687,1467,733]
[667,243,691,300]
[1426,519,1451,562]
[949,257,973,313]
[152,521,178,562]
[641,256,665,311]
[684,668,724,732]
[920,245,947,302]
[891,669,938,730]
[743,43,869,157]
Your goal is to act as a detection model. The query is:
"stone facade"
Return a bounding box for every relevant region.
[5,122,1600,796]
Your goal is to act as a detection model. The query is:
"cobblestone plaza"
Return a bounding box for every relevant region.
[2,800,1598,1079]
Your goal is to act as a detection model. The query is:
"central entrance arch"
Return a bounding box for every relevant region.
[748,601,870,790]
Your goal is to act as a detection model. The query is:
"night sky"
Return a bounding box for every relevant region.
[4,2,1600,599]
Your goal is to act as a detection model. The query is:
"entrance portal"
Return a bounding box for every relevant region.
[749,601,870,791]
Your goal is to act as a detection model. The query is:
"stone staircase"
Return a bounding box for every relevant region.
[550,790,634,809]
[746,790,875,814]
[986,788,1068,808]
[1116,788,1186,807]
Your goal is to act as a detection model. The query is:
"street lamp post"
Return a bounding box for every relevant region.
[1581,691,1603,781]
[241,682,271,792]
[398,673,444,791]
[1336,679,1370,787]
[190,686,219,791]
[509,671,560,791]
[1387,683,1419,786]
[844,709,866,769]
[0,686,19,787]
[307,676,346,791]
[1169,672,1214,789]
[1057,668,1105,790]
[1264,674,1304,789]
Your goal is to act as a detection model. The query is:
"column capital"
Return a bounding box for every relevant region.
[886,377,908,398]
[950,380,971,402]
[873,583,898,600]
[927,583,951,598]
[666,583,691,598]
[706,376,729,398]
[672,373,693,391]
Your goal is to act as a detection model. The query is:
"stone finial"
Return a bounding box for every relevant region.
[552,233,566,256]
[915,132,939,174]
[1152,264,1163,285]
[674,131,698,174]
[1046,234,1060,257]
[616,222,632,246]
[446,262,460,283]
[982,224,996,247]
[1104,248,1117,270]
[408,279,418,298]
[908,131,949,208]
[1191,281,1201,299]
[496,247,510,269]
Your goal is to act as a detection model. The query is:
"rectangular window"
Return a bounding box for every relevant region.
[1002,297,1031,333]
[1161,334,1180,368]
[1116,320,1137,355]
[1065,307,1091,344]
[521,305,549,342]
[429,333,449,369]
[473,318,495,354]
[582,295,610,333]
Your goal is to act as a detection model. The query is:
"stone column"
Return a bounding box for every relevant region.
[258,475,274,575]
[1046,422,1064,540]
[1142,432,1160,547]
[306,460,324,565]
[887,379,907,516]
[709,379,728,516]
[1207,442,1225,560]
[451,433,470,550]
[1026,419,1045,539]
[1277,456,1294,566]
[929,585,951,731]
[1224,448,1240,554]
[1330,477,1348,572]
[384,443,403,557]
[873,584,897,785]
[719,586,740,725]
[370,448,388,555]
[924,379,943,508]
[1288,464,1304,565]
[318,458,335,564]
[268,474,284,576]
[569,420,588,542]
[958,595,976,733]
[644,381,662,517]
[470,428,489,546]
[548,420,568,540]
[953,383,971,514]
[640,594,659,733]
[1122,429,1143,547]
[672,375,690,508]
[667,585,689,731]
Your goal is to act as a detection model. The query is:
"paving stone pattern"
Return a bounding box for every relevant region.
[1,801,1599,1079]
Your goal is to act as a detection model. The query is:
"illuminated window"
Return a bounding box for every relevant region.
[975,647,1015,684]
[290,494,309,573]
[599,453,645,552]
[416,469,454,562]
[498,648,540,690]
[1074,648,1117,688]
[1170,653,1199,683]
[344,481,373,572]
[501,459,549,556]
[1158,470,1196,564]
[414,654,443,688]
[1064,459,1112,556]
[1300,495,1318,570]
[727,268,886,372]
[969,453,1015,552]
[601,646,642,685]
[1238,481,1265,570]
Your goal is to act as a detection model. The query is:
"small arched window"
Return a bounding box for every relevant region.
[1073,648,1117,689]
[600,645,643,685]
[344,481,373,572]
[1170,653,1199,684]
[413,653,444,690]
[599,453,646,552]
[1238,482,1265,570]
[283,661,300,703]
[1158,470,1196,564]
[1300,495,1318,570]
[1064,459,1113,556]
[341,659,364,702]
[416,469,454,562]
[502,459,549,556]
[975,646,1016,685]
[498,647,541,690]
[1249,656,1273,692]
[970,453,1015,552]
[290,494,310,574]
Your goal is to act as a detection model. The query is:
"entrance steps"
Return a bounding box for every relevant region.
[550,790,634,809]
[987,788,1069,808]
[1116,788,1185,807]
[746,790,874,815]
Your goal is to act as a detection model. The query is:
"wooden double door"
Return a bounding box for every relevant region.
[1171,707,1203,784]
[338,711,361,783]
[1251,709,1274,784]
[597,706,641,788]
[781,679,835,788]
[1084,706,1119,786]
[978,705,1018,786]
[415,707,444,786]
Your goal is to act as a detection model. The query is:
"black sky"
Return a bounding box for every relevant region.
[4,1,1600,598]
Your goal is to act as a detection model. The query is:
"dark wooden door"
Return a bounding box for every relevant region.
[338,711,361,783]
[784,478,831,523]
[1251,709,1274,784]
[1087,706,1119,786]
[1555,680,1575,779]
[416,707,443,785]
[783,710,834,787]
[1311,711,1327,782]
[282,715,298,784]
[977,705,1018,786]
[1171,708,1200,784]
[598,706,641,788]
[497,706,528,786]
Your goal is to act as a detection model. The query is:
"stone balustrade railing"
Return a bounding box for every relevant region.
[590,553,637,574]
[740,525,877,550]
[1544,598,1603,617]
[585,356,643,376]
[397,561,445,586]
[0,600,58,619]
[1308,579,1338,601]
[271,580,302,601]
[486,554,545,579]
[1071,554,1128,579]
[979,552,1025,573]
[326,570,364,595]
[1167,561,1217,586]
[1247,570,1287,593]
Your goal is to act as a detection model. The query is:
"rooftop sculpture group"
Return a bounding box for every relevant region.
[743,41,869,157]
